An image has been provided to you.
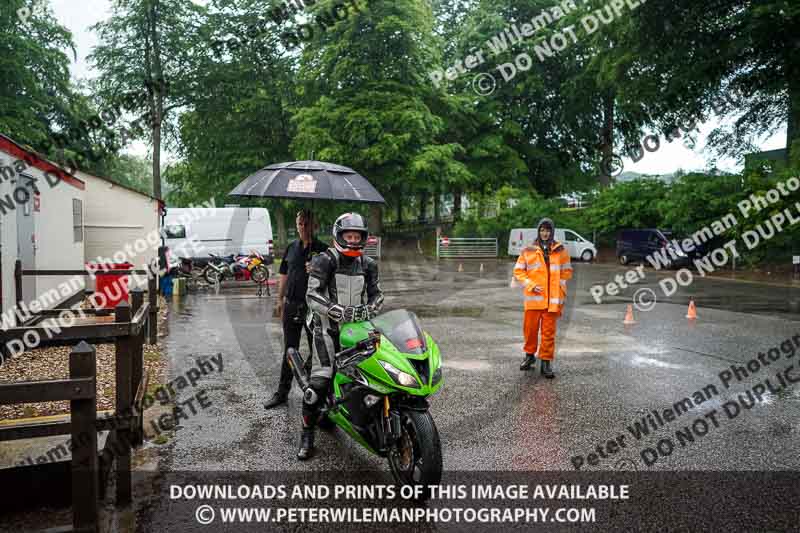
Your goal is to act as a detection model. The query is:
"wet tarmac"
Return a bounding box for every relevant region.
[154,257,800,474]
[133,257,800,530]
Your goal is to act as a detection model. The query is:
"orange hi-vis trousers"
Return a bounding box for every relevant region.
[523,309,558,361]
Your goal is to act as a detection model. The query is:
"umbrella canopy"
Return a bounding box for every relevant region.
[229,160,385,204]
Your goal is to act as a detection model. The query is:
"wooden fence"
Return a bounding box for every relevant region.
[13,260,158,344]
[0,292,150,532]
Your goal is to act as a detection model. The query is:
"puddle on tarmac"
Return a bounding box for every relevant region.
[575,307,626,320]
[444,359,491,371]
[628,355,684,369]
[408,305,485,318]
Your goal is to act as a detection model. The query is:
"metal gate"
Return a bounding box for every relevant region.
[365,236,381,259]
[436,237,498,259]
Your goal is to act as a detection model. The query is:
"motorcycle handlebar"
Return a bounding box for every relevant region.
[336,331,380,366]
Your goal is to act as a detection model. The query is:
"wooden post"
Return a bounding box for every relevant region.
[114,301,133,505]
[14,260,22,324]
[70,341,99,532]
[147,265,158,345]
[130,288,145,446]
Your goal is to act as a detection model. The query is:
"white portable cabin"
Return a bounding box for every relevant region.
[0,135,86,320]
[76,169,164,287]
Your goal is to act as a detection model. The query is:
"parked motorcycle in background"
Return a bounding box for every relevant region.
[202,251,270,291]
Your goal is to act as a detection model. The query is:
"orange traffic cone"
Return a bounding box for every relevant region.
[458,263,464,272]
[686,299,697,319]
[623,304,636,325]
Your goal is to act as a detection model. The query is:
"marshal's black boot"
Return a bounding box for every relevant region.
[297,425,315,460]
[541,359,555,379]
[519,354,537,371]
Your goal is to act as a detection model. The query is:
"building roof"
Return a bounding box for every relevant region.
[0,133,164,208]
[0,133,85,190]
[76,166,164,207]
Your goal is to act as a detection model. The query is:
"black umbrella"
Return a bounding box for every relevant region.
[229,160,385,204]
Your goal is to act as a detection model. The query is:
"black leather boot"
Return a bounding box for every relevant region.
[263,390,288,409]
[297,425,315,460]
[519,353,536,370]
[541,359,554,379]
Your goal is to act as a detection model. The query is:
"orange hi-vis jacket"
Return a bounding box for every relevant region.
[514,241,573,312]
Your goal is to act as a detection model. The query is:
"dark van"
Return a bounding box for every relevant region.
[616,229,689,267]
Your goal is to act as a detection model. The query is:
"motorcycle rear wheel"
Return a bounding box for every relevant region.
[251,264,269,283]
[388,410,443,500]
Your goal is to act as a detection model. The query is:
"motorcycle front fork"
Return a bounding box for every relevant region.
[379,397,402,452]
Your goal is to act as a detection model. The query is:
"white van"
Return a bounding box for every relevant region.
[163,207,273,264]
[508,227,597,261]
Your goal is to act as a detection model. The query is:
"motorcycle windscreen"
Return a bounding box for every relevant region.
[371,309,426,355]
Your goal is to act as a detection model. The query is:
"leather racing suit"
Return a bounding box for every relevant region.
[303,247,384,425]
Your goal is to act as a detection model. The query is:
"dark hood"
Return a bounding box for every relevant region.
[537,217,555,246]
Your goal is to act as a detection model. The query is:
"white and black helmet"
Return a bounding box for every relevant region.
[332,212,368,257]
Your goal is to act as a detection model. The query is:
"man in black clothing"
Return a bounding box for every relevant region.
[263,210,329,409]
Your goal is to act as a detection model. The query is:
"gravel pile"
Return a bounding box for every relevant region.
[0,296,169,421]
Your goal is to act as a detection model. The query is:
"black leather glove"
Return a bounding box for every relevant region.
[328,304,371,323]
[327,304,345,322]
[354,305,371,322]
[364,304,379,320]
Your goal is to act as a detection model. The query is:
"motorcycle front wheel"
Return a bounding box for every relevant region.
[388,410,443,500]
[203,266,222,284]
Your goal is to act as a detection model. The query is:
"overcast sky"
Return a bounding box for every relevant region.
[50,0,787,176]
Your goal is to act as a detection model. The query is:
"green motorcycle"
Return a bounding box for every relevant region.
[287,309,444,495]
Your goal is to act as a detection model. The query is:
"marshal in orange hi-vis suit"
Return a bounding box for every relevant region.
[513,218,572,377]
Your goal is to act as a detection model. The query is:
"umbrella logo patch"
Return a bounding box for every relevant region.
[287,174,318,193]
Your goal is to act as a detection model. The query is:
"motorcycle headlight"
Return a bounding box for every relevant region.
[432,366,442,384]
[379,361,420,388]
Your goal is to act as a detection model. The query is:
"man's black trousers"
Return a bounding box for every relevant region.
[276,300,313,394]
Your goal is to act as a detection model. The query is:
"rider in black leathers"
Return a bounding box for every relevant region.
[298,212,384,460]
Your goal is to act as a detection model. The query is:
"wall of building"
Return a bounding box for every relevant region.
[0,148,85,318]
[35,171,86,302]
[0,153,19,318]
[78,172,160,289]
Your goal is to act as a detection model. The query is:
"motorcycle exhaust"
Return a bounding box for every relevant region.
[286,348,309,391]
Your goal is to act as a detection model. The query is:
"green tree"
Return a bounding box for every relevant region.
[90,0,207,199]
[168,0,296,210]
[292,0,478,232]
[586,178,669,237]
[103,153,154,195]
[447,0,595,195]
[625,1,800,162]
[0,0,115,172]
[659,173,746,238]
